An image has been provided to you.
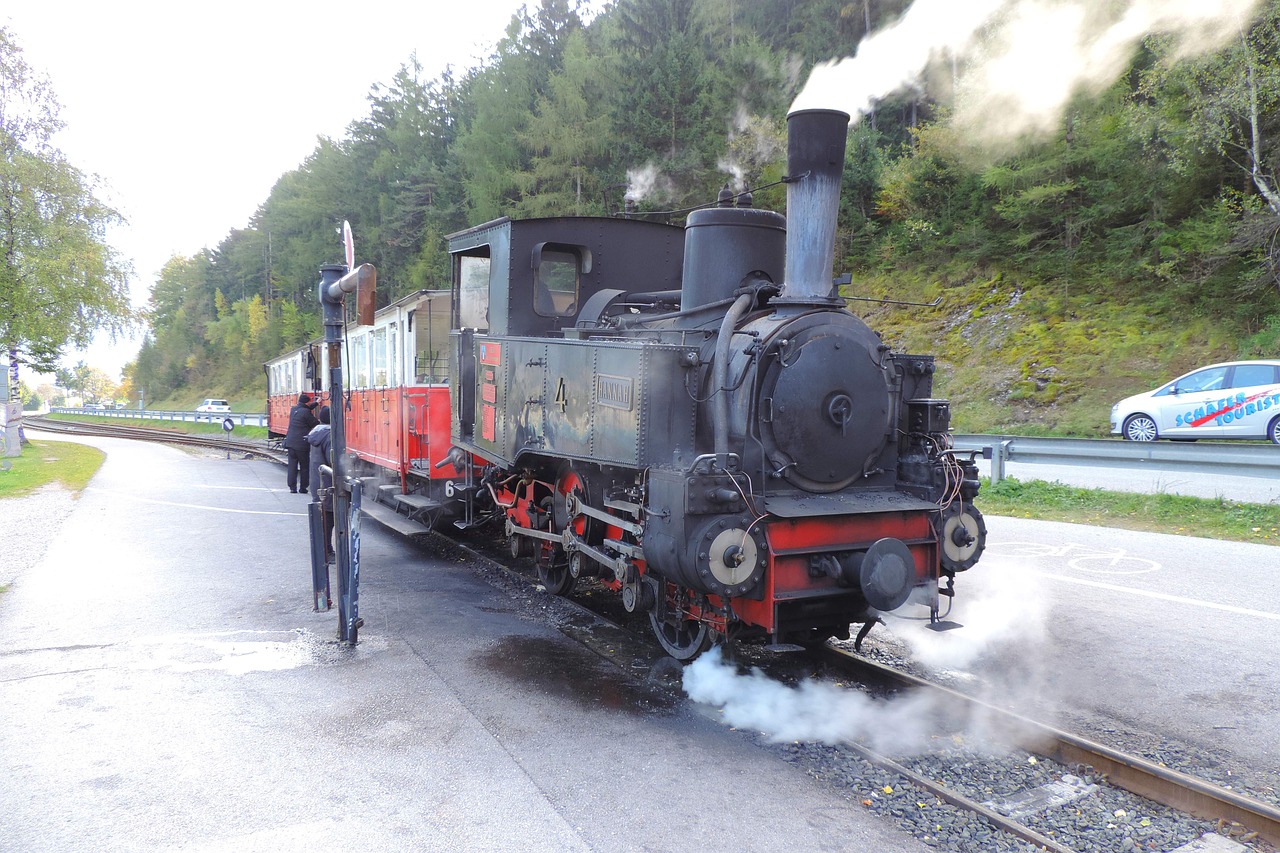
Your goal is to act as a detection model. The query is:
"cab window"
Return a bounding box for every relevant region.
[458,254,490,331]
[533,245,583,318]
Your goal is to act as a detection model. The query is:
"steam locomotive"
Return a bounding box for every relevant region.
[267,108,986,659]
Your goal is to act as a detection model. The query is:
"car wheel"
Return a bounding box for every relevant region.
[1122,414,1158,441]
[1270,416,1280,445]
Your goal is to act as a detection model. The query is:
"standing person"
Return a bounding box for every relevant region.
[283,393,319,493]
[307,405,335,560]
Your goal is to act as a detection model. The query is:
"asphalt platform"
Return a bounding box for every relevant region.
[0,434,926,852]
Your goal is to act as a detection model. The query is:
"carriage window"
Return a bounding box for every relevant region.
[352,334,369,389]
[458,254,490,331]
[388,323,399,387]
[415,296,453,383]
[373,327,388,387]
[533,246,581,318]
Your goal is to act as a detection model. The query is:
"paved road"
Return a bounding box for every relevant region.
[0,434,925,853]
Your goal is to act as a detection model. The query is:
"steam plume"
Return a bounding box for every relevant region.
[791,0,1264,149]
[625,163,672,204]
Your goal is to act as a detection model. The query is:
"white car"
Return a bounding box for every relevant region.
[1111,360,1280,443]
[196,398,231,413]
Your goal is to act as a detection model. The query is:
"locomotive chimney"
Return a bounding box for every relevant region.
[782,108,850,302]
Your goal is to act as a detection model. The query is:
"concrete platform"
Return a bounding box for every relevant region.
[0,433,928,852]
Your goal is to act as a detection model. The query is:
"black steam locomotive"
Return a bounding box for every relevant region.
[428,108,985,659]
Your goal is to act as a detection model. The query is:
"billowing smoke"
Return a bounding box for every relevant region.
[684,647,944,754]
[893,556,1050,671]
[791,0,1263,150]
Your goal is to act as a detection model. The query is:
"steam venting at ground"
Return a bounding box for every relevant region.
[684,647,944,754]
[683,561,1051,754]
[790,0,1263,152]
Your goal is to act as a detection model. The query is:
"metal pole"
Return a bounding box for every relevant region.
[308,498,331,611]
[318,263,363,644]
[321,264,352,641]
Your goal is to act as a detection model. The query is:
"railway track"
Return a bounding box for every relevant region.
[35,415,1279,852]
[811,645,1280,852]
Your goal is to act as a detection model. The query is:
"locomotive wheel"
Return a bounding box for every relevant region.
[552,464,602,544]
[937,503,987,573]
[507,532,533,560]
[649,610,712,661]
[537,546,575,596]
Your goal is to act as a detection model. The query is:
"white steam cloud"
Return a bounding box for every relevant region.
[791,0,1264,148]
[684,647,944,755]
[682,560,1053,754]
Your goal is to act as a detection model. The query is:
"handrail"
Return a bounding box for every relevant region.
[950,433,1280,484]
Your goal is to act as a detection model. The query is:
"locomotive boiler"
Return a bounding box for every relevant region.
[433,108,986,658]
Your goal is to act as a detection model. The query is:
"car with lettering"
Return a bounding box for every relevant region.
[195,398,231,413]
[1111,360,1280,443]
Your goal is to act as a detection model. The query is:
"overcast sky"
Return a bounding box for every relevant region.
[5,1,542,381]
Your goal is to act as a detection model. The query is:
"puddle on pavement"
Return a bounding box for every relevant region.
[477,634,680,717]
[126,629,385,674]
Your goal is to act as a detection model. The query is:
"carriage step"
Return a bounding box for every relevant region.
[361,498,432,536]
[394,493,443,511]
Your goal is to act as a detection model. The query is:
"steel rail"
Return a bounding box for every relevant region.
[821,645,1280,847]
[837,738,1077,853]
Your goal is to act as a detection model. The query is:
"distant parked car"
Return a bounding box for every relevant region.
[196,398,231,413]
[1111,360,1280,443]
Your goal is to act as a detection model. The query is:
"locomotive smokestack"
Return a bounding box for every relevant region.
[783,109,850,301]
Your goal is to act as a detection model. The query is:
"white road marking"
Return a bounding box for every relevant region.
[1032,571,1280,621]
[85,489,306,517]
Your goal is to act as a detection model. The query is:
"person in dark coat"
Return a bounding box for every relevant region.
[307,405,335,559]
[283,392,319,493]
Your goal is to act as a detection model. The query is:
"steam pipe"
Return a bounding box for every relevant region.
[713,291,754,470]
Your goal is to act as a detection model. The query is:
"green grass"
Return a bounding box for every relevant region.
[0,438,106,499]
[980,477,1280,544]
[49,413,269,441]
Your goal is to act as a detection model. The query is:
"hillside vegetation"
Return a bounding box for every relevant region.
[127,0,1280,433]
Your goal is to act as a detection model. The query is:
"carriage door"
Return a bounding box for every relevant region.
[406,387,431,474]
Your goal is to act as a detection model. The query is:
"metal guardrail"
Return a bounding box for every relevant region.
[950,434,1280,484]
[50,407,268,428]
